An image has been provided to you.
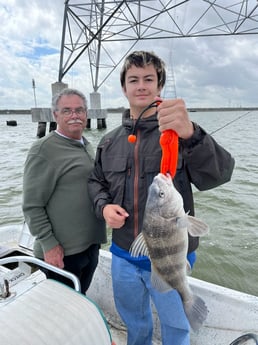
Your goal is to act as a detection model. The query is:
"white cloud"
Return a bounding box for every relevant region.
[0,0,258,110]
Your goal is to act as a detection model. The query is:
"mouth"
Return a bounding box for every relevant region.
[136,95,149,98]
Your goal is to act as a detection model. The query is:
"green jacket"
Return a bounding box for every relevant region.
[23,132,106,258]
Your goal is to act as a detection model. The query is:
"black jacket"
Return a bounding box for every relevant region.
[88,109,235,253]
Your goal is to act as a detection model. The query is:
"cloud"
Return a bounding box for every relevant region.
[0,0,258,110]
[0,0,63,108]
[168,35,258,107]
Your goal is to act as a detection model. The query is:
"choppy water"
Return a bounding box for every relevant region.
[0,110,257,296]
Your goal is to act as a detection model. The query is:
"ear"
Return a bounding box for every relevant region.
[53,111,58,121]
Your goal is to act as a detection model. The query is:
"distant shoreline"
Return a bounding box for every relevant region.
[1,106,258,115]
[0,109,32,115]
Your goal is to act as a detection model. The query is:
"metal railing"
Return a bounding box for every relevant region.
[0,255,81,292]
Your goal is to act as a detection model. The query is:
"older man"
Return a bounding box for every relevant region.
[23,88,106,293]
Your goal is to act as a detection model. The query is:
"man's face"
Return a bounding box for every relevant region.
[122,64,161,117]
[54,94,87,140]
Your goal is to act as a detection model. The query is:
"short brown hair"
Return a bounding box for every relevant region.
[120,51,166,89]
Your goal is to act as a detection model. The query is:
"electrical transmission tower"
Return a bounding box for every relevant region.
[162,50,177,100]
[58,0,258,100]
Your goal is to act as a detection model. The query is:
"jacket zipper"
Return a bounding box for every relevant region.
[133,129,140,239]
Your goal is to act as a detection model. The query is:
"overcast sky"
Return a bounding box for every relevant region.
[1,0,258,110]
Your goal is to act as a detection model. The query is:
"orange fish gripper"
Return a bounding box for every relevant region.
[159,129,178,178]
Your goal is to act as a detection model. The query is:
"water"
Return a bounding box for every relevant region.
[0,110,257,296]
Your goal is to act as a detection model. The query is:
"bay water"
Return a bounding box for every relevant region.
[0,110,257,296]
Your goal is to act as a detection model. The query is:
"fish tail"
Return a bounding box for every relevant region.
[183,295,208,332]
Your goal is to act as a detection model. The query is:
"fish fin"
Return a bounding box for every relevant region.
[184,295,208,332]
[130,233,149,257]
[176,215,188,229]
[187,215,209,237]
[151,267,173,293]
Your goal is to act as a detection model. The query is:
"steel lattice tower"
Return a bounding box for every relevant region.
[58,0,258,104]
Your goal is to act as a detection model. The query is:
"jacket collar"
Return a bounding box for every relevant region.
[122,108,158,132]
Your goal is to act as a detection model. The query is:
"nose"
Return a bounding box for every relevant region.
[137,80,146,90]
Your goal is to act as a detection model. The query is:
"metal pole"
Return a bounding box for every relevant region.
[32,78,37,107]
[58,0,69,82]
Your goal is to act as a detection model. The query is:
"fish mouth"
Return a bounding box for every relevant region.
[151,174,172,193]
[153,173,172,186]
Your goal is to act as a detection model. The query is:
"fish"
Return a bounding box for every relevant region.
[130,173,209,331]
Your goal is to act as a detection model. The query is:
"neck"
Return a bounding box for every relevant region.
[56,129,82,141]
[130,102,158,120]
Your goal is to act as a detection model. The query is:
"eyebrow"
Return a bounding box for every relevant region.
[127,74,156,79]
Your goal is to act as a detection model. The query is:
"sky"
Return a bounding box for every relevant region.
[1,0,258,110]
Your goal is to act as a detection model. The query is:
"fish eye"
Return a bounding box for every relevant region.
[159,190,165,198]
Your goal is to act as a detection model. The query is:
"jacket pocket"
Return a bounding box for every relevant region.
[102,155,127,172]
[143,156,160,187]
[102,156,128,205]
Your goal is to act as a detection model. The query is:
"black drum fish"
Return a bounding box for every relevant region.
[130,173,209,331]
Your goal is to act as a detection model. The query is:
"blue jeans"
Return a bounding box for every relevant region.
[112,254,190,345]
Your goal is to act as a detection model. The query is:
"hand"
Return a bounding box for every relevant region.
[103,204,129,229]
[156,98,194,139]
[44,244,64,269]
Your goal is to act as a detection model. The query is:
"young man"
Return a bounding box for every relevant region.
[88,51,235,344]
[23,88,106,294]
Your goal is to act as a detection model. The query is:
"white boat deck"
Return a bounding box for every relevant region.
[1,224,258,345]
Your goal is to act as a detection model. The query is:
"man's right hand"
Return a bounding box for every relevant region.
[44,244,64,268]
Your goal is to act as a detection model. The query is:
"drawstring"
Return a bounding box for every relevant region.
[128,101,160,143]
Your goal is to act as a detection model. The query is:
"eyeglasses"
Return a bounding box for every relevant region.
[57,107,86,116]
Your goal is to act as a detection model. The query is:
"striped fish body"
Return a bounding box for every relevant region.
[143,197,191,302]
[130,173,209,331]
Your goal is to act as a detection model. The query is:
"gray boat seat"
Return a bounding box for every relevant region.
[0,279,113,345]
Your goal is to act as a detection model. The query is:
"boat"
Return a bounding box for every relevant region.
[0,223,257,345]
